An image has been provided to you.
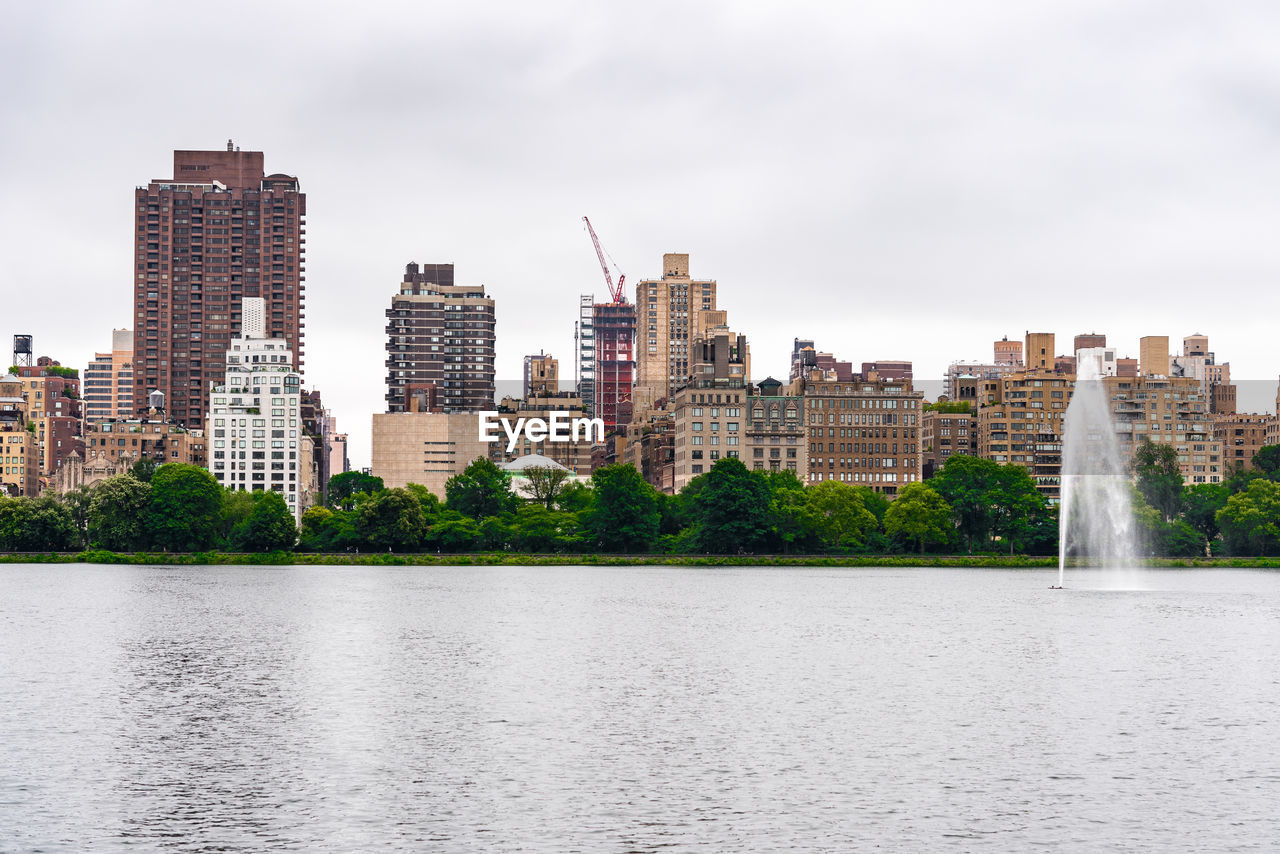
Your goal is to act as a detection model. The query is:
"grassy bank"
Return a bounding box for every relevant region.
[4,551,1280,568]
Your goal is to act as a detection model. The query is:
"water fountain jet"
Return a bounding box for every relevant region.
[1057,352,1136,587]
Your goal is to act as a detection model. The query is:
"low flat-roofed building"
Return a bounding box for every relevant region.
[371,411,492,498]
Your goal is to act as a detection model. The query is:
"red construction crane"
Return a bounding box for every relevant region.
[583,216,626,304]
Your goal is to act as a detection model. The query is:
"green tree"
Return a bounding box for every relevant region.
[60,487,94,546]
[0,496,78,551]
[1132,438,1184,522]
[327,471,384,511]
[445,458,517,519]
[1216,479,1280,556]
[586,463,661,552]
[557,481,595,514]
[404,483,442,518]
[1252,445,1280,478]
[1182,483,1229,552]
[476,515,511,551]
[520,465,573,509]
[508,505,576,552]
[988,465,1046,554]
[298,506,360,552]
[1159,519,1204,557]
[928,455,1002,551]
[87,474,152,551]
[129,457,159,483]
[1224,466,1265,495]
[145,464,222,551]
[690,458,772,554]
[357,487,427,552]
[218,488,257,547]
[766,473,823,553]
[232,491,297,552]
[806,481,878,551]
[427,512,481,552]
[884,483,952,554]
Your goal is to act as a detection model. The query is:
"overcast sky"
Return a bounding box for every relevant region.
[4,0,1278,468]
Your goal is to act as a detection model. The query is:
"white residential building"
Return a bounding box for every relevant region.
[206,298,304,521]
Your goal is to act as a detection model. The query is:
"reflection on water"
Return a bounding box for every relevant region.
[2,564,1279,852]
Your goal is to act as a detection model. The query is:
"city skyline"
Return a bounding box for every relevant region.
[5,2,1280,468]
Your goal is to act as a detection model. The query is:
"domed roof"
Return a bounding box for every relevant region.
[499,453,572,473]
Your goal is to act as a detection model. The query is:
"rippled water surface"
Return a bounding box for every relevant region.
[2,564,1279,851]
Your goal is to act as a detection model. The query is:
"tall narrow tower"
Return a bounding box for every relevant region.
[132,142,305,428]
[634,253,719,409]
[384,263,496,413]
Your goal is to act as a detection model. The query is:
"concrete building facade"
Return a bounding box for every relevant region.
[370,412,491,498]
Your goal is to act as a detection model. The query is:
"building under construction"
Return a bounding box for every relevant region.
[592,302,635,432]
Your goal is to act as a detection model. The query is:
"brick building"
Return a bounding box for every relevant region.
[800,371,924,496]
[133,143,305,428]
[385,263,496,414]
[921,405,978,478]
[1213,412,1274,473]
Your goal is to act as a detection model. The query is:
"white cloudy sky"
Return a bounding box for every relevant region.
[3,0,1279,467]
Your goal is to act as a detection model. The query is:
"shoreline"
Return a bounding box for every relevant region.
[2,552,1279,568]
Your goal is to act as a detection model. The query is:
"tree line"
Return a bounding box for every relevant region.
[5,441,1280,556]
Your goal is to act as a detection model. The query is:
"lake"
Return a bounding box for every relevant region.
[1,564,1277,852]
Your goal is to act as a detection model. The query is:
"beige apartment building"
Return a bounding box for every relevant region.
[977,353,1222,498]
[2,365,84,481]
[523,352,559,396]
[621,413,676,493]
[82,419,207,468]
[1139,336,1170,377]
[371,411,492,498]
[745,377,805,480]
[921,407,978,477]
[1104,374,1221,484]
[0,403,40,497]
[670,329,750,491]
[1024,332,1055,372]
[634,253,721,412]
[1213,412,1274,473]
[84,328,135,425]
[977,372,1072,500]
[801,372,924,496]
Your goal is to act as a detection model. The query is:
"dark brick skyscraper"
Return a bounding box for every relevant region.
[384,263,496,413]
[132,142,305,427]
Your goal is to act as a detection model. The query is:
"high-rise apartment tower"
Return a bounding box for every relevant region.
[634,254,719,410]
[133,143,305,427]
[384,263,496,413]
